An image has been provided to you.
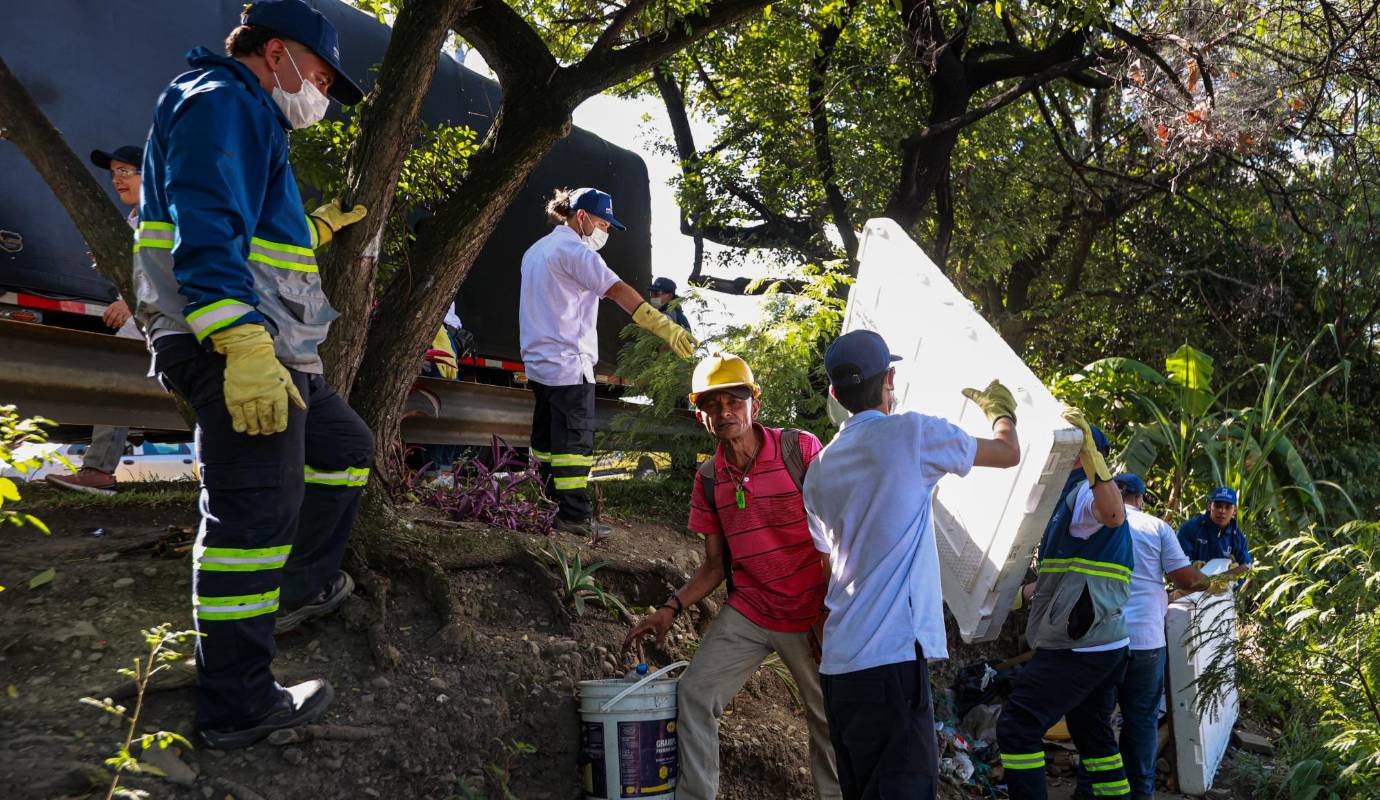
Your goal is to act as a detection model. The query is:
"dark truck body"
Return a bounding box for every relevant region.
[0,0,651,379]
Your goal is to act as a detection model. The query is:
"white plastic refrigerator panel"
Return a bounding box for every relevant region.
[834,219,1083,643]
[1167,558,1239,795]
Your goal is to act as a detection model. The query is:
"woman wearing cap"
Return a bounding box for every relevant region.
[519,187,696,538]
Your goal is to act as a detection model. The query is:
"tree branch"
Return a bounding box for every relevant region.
[808,0,860,262]
[0,55,133,301]
[568,0,772,97]
[453,0,561,96]
[590,0,654,54]
[321,0,474,393]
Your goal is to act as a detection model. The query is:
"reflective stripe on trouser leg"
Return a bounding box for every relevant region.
[281,375,374,610]
[529,380,594,521]
[154,338,309,732]
[1082,753,1130,796]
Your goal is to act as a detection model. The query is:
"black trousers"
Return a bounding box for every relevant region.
[528,380,594,521]
[997,647,1131,799]
[153,335,373,730]
[821,647,938,800]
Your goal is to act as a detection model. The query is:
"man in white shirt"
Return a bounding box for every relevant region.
[802,329,1021,799]
[518,187,695,538]
[1073,474,1212,800]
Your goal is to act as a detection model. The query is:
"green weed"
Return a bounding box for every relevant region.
[538,543,631,620]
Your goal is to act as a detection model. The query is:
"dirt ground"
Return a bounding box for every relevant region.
[0,483,1249,800]
[0,488,821,800]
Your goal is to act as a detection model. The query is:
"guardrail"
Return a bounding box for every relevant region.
[0,320,697,447]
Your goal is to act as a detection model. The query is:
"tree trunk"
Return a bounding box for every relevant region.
[348,97,573,493]
[0,55,133,300]
[321,0,473,396]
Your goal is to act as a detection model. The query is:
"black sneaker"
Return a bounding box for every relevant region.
[553,516,613,540]
[197,679,334,750]
[275,571,354,634]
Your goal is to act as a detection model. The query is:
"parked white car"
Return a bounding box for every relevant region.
[2,441,197,483]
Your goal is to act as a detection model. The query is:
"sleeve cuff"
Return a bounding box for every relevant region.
[185,299,261,341]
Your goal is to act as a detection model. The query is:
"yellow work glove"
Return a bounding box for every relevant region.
[632,302,697,358]
[309,200,368,246]
[1061,408,1113,483]
[962,379,1018,426]
[209,323,306,436]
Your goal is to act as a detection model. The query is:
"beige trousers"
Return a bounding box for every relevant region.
[676,605,841,800]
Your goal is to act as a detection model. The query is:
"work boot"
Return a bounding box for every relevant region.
[553,516,613,542]
[45,468,117,496]
[197,679,334,750]
[275,571,355,634]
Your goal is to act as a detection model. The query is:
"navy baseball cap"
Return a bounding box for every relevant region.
[649,277,677,294]
[824,330,901,387]
[1091,425,1110,456]
[571,188,626,231]
[1210,487,1238,505]
[1114,473,1146,495]
[242,0,363,105]
[91,146,143,170]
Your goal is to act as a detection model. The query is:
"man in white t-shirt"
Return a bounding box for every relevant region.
[1073,474,1214,800]
[518,188,695,538]
[802,329,1022,799]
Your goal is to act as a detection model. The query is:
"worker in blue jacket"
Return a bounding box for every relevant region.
[132,0,371,749]
[1177,487,1253,566]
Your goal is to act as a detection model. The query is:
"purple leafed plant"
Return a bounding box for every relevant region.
[405,436,557,535]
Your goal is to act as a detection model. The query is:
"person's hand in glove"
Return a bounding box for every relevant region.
[209,324,305,436]
[1062,408,1113,483]
[632,302,697,357]
[962,380,1018,426]
[309,200,368,246]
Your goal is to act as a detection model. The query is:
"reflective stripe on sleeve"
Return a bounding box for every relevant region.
[186,299,255,341]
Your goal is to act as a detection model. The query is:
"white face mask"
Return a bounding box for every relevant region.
[580,214,609,251]
[271,48,330,130]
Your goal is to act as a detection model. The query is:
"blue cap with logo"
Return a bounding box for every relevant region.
[570,188,626,231]
[1114,473,1145,495]
[824,330,902,387]
[649,277,677,294]
[242,0,363,105]
[1210,486,1238,505]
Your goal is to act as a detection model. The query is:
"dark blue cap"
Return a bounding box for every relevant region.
[1114,473,1145,495]
[570,188,626,231]
[824,330,901,387]
[1091,425,1110,456]
[1210,487,1238,505]
[91,146,143,170]
[242,0,363,105]
[649,277,677,294]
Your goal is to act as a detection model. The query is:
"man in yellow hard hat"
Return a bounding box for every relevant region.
[624,353,841,800]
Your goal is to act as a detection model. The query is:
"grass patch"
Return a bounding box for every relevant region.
[15,481,200,511]
[596,471,697,529]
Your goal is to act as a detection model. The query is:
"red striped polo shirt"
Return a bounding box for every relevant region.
[688,425,827,633]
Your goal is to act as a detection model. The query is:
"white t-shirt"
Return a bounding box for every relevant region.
[1066,481,1132,653]
[1123,505,1191,650]
[517,225,620,386]
[113,209,142,340]
[803,409,977,674]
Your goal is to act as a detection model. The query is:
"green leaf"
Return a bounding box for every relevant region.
[0,477,19,502]
[28,567,55,589]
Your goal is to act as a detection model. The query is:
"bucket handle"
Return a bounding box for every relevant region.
[599,661,690,713]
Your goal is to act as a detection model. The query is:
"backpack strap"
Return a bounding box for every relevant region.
[697,457,734,593]
[780,429,808,491]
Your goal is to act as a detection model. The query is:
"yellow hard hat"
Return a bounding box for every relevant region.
[689,352,761,405]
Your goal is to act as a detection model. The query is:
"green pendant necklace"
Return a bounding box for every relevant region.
[728,445,760,510]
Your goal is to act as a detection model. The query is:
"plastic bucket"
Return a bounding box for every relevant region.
[577,661,687,800]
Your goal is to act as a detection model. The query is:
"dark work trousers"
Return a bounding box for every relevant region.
[820,645,938,800]
[528,379,594,521]
[997,647,1132,799]
[152,335,374,731]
